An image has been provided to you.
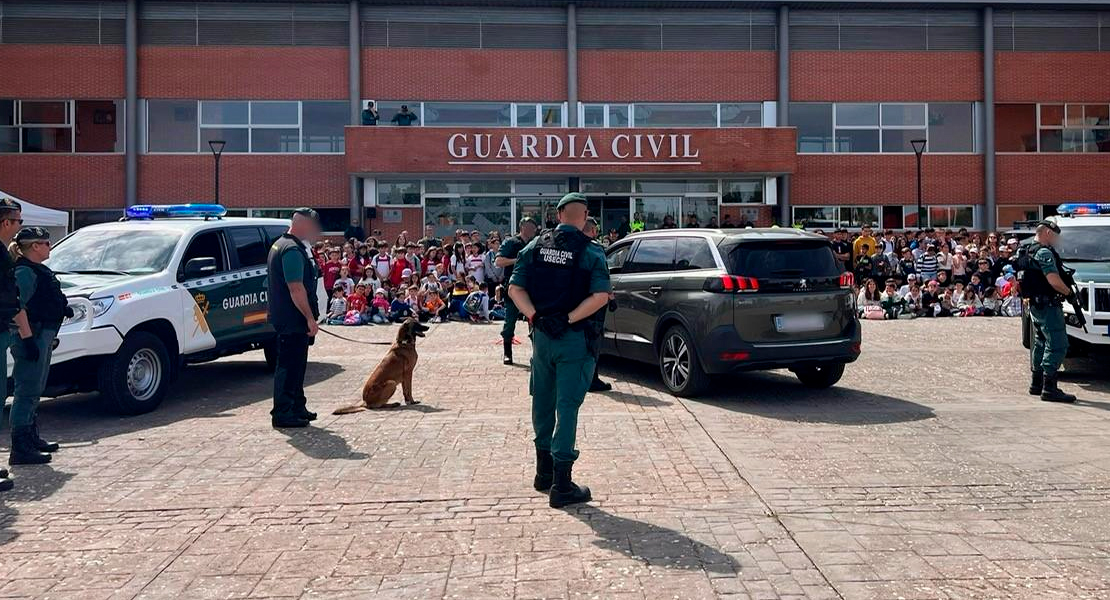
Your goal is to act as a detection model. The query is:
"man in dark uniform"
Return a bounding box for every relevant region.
[0,197,34,491]
[267,208,323,428]
[495,216,538,364]
[583,217,612,393]
[1018,220,1078,403]
[508,193,611,508]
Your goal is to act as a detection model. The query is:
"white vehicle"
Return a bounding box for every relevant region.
[1020,203,1110,357]
[26,204,326,414]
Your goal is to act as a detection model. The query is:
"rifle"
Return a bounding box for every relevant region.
[1061,266,1089,333]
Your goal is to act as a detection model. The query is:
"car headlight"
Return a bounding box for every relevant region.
[62,297,114,327]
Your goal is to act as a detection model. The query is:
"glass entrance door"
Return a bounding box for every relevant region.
[633,197,682,230]
[586,197,631,236]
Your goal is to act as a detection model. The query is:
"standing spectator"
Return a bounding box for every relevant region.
[405,242,422,278]
[371,243,392,280]
[348,244,371,280]
[450,243,468,280]
[344,219,365,242]
[879,229,896,257]
[854,245,874,284]
[831,229,852,273]
[358,267,382,294]
[322,249,343,292]
[936,243,953,280]
[361,101,379,125]
[418,224,442,250]
[391,105,419,126]
[483,238,504,288]
[466,243,485,283]
[334,266,355,296]
[389,248,412,287]
[897,247,916,283]
[951,247,968,284]
[915,244,940,282]
[853,225,878,261]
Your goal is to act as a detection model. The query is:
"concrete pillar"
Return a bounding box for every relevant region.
[125,0,138,206]
[348,0,361,226]
[777,5,791,226]
[983,6,996,232]
[566,4,578,127]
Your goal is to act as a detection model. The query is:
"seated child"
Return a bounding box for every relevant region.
[326,286,347,325]
[369,288,390,324]
[463,282,490,323]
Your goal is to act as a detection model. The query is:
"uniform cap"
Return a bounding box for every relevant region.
[292,207,320,222]
[14,226,49,243]
[556,192,588,209]
[1037,219,1061,234]
[0,196,22,212]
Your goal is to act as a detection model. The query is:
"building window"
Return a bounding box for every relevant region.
[902,205,974,229]
[424,102,512,127]
[795,102,975,154]
[425,196,512,239]
[146,100,345,154]
[1,99,125,154]
[251,208,348,233]
[377,180,422,206]
[147,100,199,153]
[792,206,881,229]
[302,101,347,153]
[634,103,718,127]
[720,103,763,128]
[580,103,762,128]
[721,179,763,204]
[514,103,565,127]
[997,206,1041,228]
[1039,103,1110,153]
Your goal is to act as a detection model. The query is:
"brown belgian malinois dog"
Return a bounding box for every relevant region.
[333,318,428,414]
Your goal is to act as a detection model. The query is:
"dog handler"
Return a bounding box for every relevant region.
[508,193,610,508]
[495,216,538,365]
[267,207,322,428]
[8,227,70,465]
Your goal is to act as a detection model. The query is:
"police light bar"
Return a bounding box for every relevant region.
[1056,203,1110,216]
[125,204,227,220]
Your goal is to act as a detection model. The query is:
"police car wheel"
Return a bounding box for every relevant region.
[793,363,845,389]
[658,325,709,397]
[98,332,170,415]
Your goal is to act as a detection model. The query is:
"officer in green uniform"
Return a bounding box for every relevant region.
[267,208,322,428]
[508,193,611,508]
[0,199,37,486]
[583,217,612,393]
[9,227,70,465]
[495,216,538,365]
[1018,220,1077,403]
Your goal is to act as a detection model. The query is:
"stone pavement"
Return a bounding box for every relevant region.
[0,318,1108,599]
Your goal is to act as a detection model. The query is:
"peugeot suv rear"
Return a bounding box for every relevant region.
[600,229,861,397]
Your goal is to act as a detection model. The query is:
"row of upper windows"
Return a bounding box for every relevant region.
[3,98,1106,156]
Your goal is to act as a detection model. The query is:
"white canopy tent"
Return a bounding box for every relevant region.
[0,190,68,240]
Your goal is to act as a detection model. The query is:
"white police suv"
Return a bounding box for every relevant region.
[34,204,326,414]
[1021,203,1110,357]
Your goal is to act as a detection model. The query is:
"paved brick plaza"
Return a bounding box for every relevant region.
[1,319,1108,599]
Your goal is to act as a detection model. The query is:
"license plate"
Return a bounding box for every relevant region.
[774,313,826,333]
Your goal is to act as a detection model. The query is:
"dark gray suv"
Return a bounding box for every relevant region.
[600,228,861,397]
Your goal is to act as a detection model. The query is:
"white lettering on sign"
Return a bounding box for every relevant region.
[447,133,701,165]
[539,247,574,265]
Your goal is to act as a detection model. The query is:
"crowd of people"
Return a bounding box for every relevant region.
[833,225,1026,320]
[315,224,510,327]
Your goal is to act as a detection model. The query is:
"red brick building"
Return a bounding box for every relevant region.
[1,0,1108,238]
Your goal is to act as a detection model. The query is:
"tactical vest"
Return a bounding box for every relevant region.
[267,233,320,333]
[502,234,526,282]
[16,258,67,327]
[1015,241,1062,300]
[0,251,21,324]
[526,227,591,317]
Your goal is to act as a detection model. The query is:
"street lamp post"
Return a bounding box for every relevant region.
[208,139,225,205]
[910,139,927,229]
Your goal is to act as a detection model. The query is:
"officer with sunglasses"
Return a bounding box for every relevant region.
[0,198,36,488]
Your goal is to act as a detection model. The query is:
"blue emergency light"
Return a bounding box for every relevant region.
[125,204,227,220]
[1056,203,1110,216]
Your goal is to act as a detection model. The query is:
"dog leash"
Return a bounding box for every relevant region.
[317,318,449,346]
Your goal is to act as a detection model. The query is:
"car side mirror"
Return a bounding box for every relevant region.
[182,257,218,280]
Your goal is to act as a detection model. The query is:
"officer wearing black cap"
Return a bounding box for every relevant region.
[1017,219,1077,403]
[495,215,539,364]
[8,226,70,466]
[508,192,611,508]
[0,199,38,487]
[267,207,322,428]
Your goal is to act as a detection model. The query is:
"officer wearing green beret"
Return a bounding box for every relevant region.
[495,216,539,364]
[508,193,611,508]
[1018,220,1078,403]
[8,226,70,465]
[267,208,323,428]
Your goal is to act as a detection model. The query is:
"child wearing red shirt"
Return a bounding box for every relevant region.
[322,249,343,292]
[389,247,413,287]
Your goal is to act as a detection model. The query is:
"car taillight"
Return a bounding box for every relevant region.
[704,275,760,293]
[839,272,854,289]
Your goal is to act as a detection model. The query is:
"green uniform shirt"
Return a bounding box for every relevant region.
[281,250,306,284]
[509,224,611,295]
[14,265,36,311]
[1034,247,1058,276]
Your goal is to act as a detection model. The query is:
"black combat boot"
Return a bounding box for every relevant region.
[31,418,59,453]
[533,448,553,492]
[0,468,11,492]
[9,426,51,465]
[549,461,591,508]
[1028,370,1044,396]
[589,378,612,393]
[503,338,513,365]
[1040,374,1077,403]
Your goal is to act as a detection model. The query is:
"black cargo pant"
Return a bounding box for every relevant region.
[272,333,310,418]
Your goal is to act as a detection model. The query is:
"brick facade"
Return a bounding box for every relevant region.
[792,155,984,205]
[791,52,983,102]
[139,155,348,208]
[363,49,565,102]
[0,155,124,209]
[578,51,776,102]
[0,45,124,98]
[140,47,348,100]
[997,154,1110,204]
[996,53,1110,103]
